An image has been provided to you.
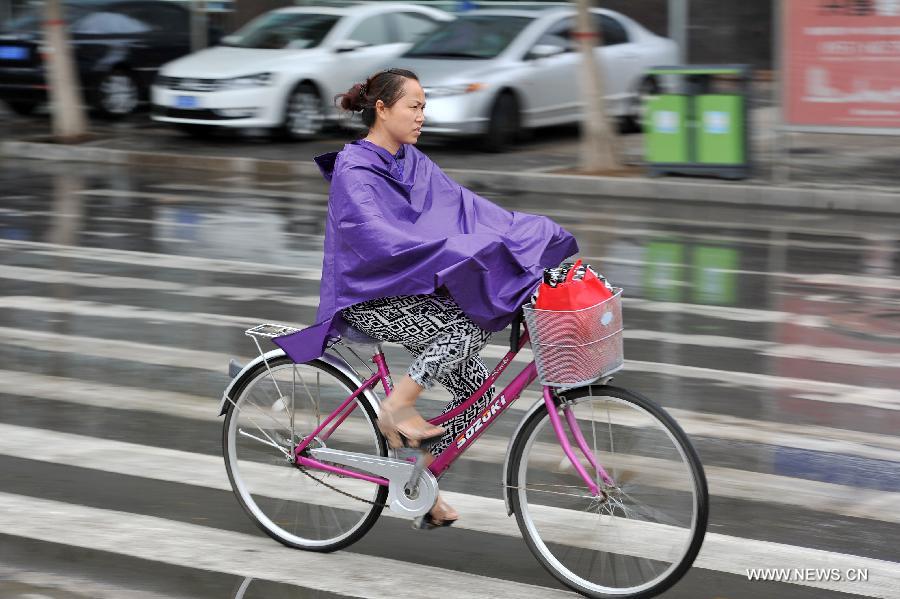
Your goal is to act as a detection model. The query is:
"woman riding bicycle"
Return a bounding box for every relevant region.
[274,68,578,528]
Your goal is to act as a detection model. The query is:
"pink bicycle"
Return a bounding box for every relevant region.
[219,292,708,598]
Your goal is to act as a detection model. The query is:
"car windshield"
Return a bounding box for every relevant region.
[221,12,338,49]
[405,15,533,59]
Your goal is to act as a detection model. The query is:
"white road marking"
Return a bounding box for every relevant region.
[0,492,575,599]
[0,238,871,327]
[0,423,897,526]
[0,462,897,597]
[0,565,184,599]
[1,295,897,411]
[1,326,899,462]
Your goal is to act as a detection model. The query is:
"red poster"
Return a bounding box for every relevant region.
[784,0,900,129]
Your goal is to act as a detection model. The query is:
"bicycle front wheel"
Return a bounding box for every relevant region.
[508,385,708,598]
[223,355,387,552]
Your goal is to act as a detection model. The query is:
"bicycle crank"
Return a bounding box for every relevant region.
[307,447,438,517]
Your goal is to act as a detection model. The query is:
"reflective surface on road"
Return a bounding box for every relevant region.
[0,157,897,599]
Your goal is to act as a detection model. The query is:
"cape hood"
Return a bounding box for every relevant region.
[274,139,578,364]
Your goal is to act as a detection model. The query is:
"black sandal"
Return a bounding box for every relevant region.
[413,495,459,530]
[413,512,458,530]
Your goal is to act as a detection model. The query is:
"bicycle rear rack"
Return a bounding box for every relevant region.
[241,322,384,400]
[244,323,301,340]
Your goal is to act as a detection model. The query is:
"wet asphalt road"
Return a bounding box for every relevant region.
[0,156,898,599]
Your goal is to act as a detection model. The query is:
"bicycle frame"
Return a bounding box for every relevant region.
[291,326,614,498]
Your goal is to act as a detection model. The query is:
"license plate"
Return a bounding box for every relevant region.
[175,95,199,109]
[0,46,28,61]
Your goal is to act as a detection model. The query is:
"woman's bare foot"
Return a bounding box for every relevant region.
[378,375,444,448]
[377,404,444,448]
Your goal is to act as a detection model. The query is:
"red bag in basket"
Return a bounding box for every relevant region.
[534,259,614,310]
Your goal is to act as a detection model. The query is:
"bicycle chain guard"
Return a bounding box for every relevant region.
[308,447,438,517]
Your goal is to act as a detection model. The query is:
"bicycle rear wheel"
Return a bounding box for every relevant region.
[223,355,387,552]
[508,385,708,598]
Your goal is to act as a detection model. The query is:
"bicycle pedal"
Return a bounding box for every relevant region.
[393,447,422,462]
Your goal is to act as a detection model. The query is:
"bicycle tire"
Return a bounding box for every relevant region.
[223,355,388,552]
[508,385,708,598]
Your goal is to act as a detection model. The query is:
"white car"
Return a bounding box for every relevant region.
[150,3,452,138]
[391,8,679,151]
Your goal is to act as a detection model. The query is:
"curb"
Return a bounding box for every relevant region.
[1,140,322,179]
[4,139,900,215]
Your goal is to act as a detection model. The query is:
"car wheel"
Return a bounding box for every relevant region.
[281,83,325,141]
[94,69,140,118]
[6,101,39,116]
[622,76,660,134]
[481,92,520,153]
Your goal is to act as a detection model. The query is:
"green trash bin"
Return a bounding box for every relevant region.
[644,65,752,180]
[645,94,690,164]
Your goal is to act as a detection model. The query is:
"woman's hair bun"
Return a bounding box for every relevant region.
[337,81,368,112]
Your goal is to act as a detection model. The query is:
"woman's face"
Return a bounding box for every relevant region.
[376,78,426,145]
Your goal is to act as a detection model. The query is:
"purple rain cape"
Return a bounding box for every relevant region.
[273,139,578,364]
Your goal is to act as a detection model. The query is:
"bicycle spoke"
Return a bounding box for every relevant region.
[510,484,595,500]
[236,391,292,434]
[225,359,388,551]
[238,427,291,458]
[512,387,706,597]
[617,492,689,528]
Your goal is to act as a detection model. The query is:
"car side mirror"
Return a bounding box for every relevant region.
[334,39,369,53]
[526,44,566,60]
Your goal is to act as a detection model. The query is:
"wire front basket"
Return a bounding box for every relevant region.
[522,289,624,388]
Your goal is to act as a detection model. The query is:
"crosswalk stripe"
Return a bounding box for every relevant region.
[0,295,264,328]
[0,492,574,599]
[0,238,843,327]
[3,260,895,367]
[6,259,898,370]
[0,239,322,280]
[563,221,875,252]
[3,338,900,466]
[0,431,897,598]
[0,565,183,599]
[0,262,841,367]
[109,183,887,253]
[0,264,311,305]
[147,181,892,244]
[2,295,897,411]
[2,326,899,463]
[1,421,897,527]
[76,189,328,212]
[153,182,329,202]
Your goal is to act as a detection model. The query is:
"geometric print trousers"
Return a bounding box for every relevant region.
[340,293,496,455]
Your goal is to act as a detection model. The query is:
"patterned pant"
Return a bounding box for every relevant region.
[341,294,496,455]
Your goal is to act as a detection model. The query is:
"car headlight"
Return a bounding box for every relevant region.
[221,72,273,89]
[425,83,486,98]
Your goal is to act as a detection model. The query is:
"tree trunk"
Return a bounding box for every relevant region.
[191,1,208,52]
[44,0,88,142]
[575,0,621,172]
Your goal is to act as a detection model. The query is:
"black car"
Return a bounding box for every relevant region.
[0,0,201,117]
